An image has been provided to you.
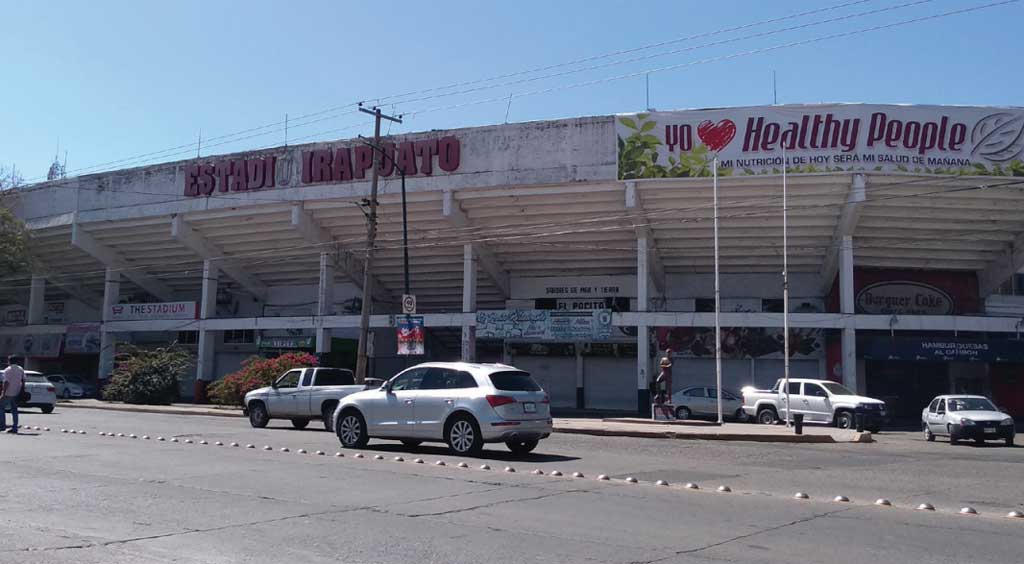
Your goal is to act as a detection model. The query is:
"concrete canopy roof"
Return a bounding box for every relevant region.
[11,171,1024,313]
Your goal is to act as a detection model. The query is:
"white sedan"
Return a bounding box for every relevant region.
[670,386,745,421]
[20,371,58,413]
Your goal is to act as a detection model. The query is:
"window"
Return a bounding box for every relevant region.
[489,371,542,392]
[224,329,255,344]
[176,331,198,345]
[390,368,426,391]
[420,368,477,390]
[314,369,355,387]
[695,298,715,313]
[820,382,854,396]
[47,375,64,383]
[937,399,946,413]
[928,398,940,413]
[948,398,996,412]
[276,370,301,389]
[788,382,802,395]
[709,388,739,401]
[301,370,313,387]
[806,384,830,398]
[683,388,705,398]
[762,299,784,313]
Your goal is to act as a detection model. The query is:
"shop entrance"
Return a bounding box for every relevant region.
[865,360,950,421]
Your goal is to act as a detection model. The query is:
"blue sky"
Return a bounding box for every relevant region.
[2,0,1020,183]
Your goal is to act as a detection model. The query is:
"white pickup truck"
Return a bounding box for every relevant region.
[741,378,888,432]
[244,367,365,431]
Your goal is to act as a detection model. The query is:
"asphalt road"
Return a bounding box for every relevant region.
[2,408,1022,564]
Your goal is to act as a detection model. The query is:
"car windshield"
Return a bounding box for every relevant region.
[26,375,48,383]
[948,398,996,412]
[820,382,854,396]
[65,375,84,384]
[489,371,541,392]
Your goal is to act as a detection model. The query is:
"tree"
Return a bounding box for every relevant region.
[0,165,30,274]
[103,345,193,405]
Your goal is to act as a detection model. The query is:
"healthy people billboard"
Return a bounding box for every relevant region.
[616,104,1024,179]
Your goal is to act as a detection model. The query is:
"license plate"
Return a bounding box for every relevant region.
[984,428,997,434]
[523,402,536,413]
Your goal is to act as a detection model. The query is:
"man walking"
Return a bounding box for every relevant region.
[2,356,25,434]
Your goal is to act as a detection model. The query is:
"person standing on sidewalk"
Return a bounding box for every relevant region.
[2,356,26,434]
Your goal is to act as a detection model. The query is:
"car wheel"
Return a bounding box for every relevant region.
[321,403,337,432]
[948,425,958,445]
[757,408,778,425]
[336,410,369,448]
[248,402,269,428]
[923,424,935,442]
[290,418,310,430]
[675,406,691,420]
[1006,436,1014,447]
[61,389,71,399]
[866,426,881,434]
[734,408,748,423]
[835,411,854,430]
[401,439,423,448]
[506,439,539,457]
[975,437,985,445]
[445,414,483,456]
[41,405,54,414]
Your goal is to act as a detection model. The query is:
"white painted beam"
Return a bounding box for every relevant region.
[442,190,510,298]
[289,204,392,304]
[820,174,866,293]
[978,230,1024,298]
[625,182,667,294]
[171,215,267,301]
[71,222,175,301]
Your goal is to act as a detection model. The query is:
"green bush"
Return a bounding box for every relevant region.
[208,352,318,406]
[103,345,191,405]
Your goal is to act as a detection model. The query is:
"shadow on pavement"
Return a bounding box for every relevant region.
[358,441,581,463]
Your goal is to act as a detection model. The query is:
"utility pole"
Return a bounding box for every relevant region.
[355,106,402,383]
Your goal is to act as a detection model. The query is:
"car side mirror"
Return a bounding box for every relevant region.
[271,381,278,390]
[385,382,394,394]
[999,406,1009,414]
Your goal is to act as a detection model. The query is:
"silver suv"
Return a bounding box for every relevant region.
[332,362,552,456]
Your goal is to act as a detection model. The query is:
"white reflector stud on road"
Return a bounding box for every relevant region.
[573,472,584,478]
[625,477,637,483]
[717,486,732,493]
[532,469,544,476]
[373,454,383,460]
[298,449,307,454]
[656,480,669,486]
[685,483,699,490]
[413,458,424,464]
[834,495,850,503]
[262,445,271,451]
[479,464,491,470]
[435,460,446,466]
[597,474,609,481]
[875,499,892,507]
[393,456,403,462]
[550,470,563,476]
[959,507,977,516]
[457,462,468,468]
[795,492,810,500]
[505,467,516,473]
[916,503,935,511]
[1007,511,1024,519]
[354,453,364,458]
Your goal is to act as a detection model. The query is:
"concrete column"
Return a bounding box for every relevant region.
[637,236,651,414]
[316,252,335,354]
[461,244,477,362]
[28,276,46,325]
[98,269,120,379]
[840,235,857,391]
[196,260,218,382]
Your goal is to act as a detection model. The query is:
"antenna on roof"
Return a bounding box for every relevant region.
[47,138,66,180]
[772,70,778,105]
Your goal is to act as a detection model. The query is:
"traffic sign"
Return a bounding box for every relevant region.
[402,294,417,315]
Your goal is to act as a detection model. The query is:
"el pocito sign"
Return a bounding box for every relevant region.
[617,104,1024,179]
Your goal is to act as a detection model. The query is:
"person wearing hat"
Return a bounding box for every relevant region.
[654,348,674,420]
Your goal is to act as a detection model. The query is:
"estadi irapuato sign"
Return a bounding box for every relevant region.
[617,104,1024,179]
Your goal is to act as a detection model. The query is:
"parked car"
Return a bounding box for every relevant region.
[244,367,364,430]
[332,362,553,456]
[46,374,86,399]
[670,386,745,421]
[742,378,887,432]
[922,395,1014,446]
[19,371,57,413]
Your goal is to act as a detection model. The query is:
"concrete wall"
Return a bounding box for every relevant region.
[15,116,618,224]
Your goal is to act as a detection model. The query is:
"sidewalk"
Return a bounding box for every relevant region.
[58,400,871,443]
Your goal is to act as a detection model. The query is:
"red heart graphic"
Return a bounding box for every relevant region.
[697,119,737,152]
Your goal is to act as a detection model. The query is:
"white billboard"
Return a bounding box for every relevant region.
[108,301,198,321]
[617,104,1024,178]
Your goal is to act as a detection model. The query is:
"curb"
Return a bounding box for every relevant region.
[555,426,872,443]
[58,402,243,418]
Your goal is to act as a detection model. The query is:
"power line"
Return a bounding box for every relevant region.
[15,0,922,183]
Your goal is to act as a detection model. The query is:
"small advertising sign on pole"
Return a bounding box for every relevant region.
[402,294,417,315]
[397,316,424,356]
